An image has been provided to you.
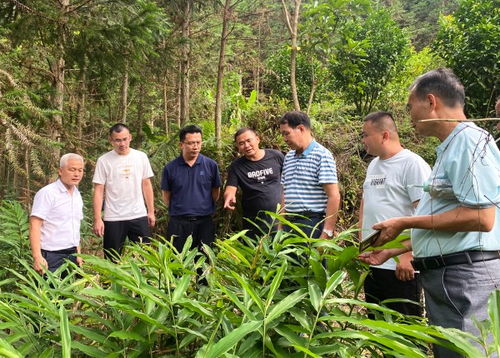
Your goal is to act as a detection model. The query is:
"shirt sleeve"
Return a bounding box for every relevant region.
[30,187,52,220]
[404,155,432,203]
[92,157,106,184]
[142,152,154,179]
[317,150,338,184]
[212,162,222,188]
[226,161,239,187]
[446,129,499,208]
[160,165,171,191]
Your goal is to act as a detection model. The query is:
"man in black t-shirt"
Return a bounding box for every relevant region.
[224,128,284,238]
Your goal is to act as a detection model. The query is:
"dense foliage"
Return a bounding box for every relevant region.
[0,202,499,357]
[0,0,498,356]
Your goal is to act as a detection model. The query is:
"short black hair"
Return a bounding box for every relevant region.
[410,68,465,108]
[233,128,257,142]
[363,111,398,132]
[279,111,311,129]
[179,124,202,142]
[109,123,130,136]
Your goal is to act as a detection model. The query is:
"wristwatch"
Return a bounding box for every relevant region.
[322,229,334,238]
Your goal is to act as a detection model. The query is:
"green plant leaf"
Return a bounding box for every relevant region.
[308,281,322,312]
[265,289,308,325]
[202,320,262,358]
[59,305,71,358]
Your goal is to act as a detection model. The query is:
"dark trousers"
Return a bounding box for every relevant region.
[242,212,276,240]
[104,216,150,259]
[41,247,77,273]
[166,215,215,252]
[286,212,324,239]
[364,267,423,317]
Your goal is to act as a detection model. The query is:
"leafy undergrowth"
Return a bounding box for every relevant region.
[0,204,498,357]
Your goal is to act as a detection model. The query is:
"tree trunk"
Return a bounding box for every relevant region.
[120,62,129,123]
[77,65,87,142]
[179,0,192,126]
[214,0,232,150]
[49,0,70,164]
[280,0,301,111]
[163,74,169,135]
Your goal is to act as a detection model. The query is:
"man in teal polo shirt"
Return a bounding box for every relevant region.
[161,125,221,251]
[279,111,340,239]
[360,68,500,358]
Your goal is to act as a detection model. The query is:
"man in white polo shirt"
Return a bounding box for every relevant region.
[30,153,84,273]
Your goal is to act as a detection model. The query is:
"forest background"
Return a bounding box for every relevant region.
[0,0,498,244]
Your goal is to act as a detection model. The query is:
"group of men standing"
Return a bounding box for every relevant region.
[29,68,499,357]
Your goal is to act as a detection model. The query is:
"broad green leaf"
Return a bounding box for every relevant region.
[308,281,322,312]
[59,306,71,358]
[488,290,500,355]
[323,271,346,298]
[266,260,287,305]
[265,289,307,325]
[202,320,262,358]
[172,274,192,302]
[0,338,22,358]
[108,330,147,342]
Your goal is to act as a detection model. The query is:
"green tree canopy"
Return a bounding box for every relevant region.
[433,0,499,118]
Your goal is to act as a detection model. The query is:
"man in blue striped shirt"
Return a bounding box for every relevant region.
[279,111,340,239]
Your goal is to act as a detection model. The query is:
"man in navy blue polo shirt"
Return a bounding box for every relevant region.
[161,125,221,251]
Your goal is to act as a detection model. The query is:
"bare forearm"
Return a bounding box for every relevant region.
[142,179,155,214]
[398,206,495,232]
[29,217,43,259]
[93,184,104,221]
[323,187,340,231]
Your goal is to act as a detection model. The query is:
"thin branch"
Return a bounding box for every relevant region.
[418,118,500,122]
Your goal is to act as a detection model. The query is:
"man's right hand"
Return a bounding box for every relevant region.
[358,249,393,266]
[33,255,48,274]
[93,218,105,237]
[223,196,236,210]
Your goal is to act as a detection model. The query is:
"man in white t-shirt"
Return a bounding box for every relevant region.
[30,153,85,274]
[93,123,155,259]
[360,111,431,316]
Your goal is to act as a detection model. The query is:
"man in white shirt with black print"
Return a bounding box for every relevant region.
[30,153,85,274]
[360,111,431,317]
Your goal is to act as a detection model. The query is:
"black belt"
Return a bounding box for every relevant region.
[172,215,211,222]
[42,247,77,255]
[412,250,500,271]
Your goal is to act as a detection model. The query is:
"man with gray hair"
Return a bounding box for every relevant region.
[360,68,500,357]
[30,153,85,274]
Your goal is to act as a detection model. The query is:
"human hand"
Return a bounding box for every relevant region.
[372,217,406,246]
[33,255,48,274]
[93,218,105,237]
[76,256,84,267]
[358,250,393,266]
[147,212,156,227]
[223,195,236,210]
[395,252,415,281]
